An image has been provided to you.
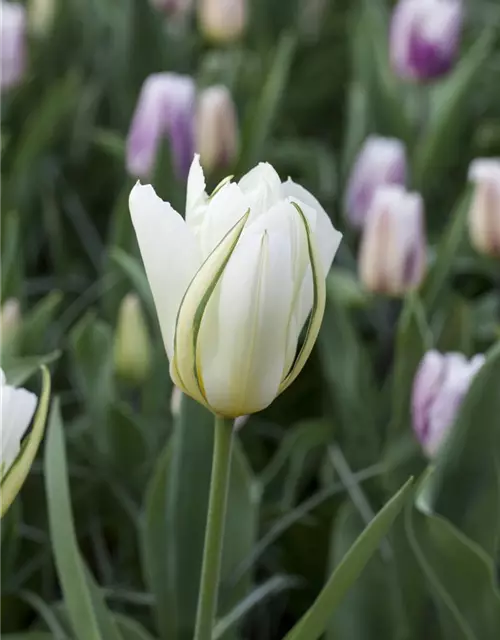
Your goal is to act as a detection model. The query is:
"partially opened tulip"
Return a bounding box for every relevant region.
[358,185,426,296]
[345,136,407,228]
[1,1,27,90]
[412,351,484,457]
[129,155,342,418]
[1,369,37,480]
[468,158,500,257]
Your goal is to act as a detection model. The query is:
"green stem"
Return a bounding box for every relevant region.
[194,415,234,640]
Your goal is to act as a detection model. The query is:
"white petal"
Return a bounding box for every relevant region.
[1,384,37,477]
[186,153,208,227]
[238,162,282,223]
[129,183,201,359]
[282,179,342,275]
[199,203,295,416]
[197,182,249,258]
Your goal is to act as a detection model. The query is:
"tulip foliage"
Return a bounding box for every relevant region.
[1,1,500,640]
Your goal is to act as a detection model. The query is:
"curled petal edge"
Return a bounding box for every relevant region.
[279,201,326,394]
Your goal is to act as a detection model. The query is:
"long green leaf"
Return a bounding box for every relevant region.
[1,366,51,517]
[44,399,123,640]
[283,477,414,640]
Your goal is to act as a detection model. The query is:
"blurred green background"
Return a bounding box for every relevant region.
[2,1,500,639]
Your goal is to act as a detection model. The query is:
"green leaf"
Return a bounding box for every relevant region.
[44,399,123,640]
[0,211,23,298]
[11,72,81,180]
[389,294,432,438]
[3,635,54,640]
[68,313,114,453]
[407,504,500,640]
[213,574,301,639]
[435,295,473,356]
[416,342,500,556]
[219,441,261,628]
[318,283,380,466]
[1,366,51,517]
[111,248,155,318]
[414,31,495,190]
[283,477,414,640]
[113,613,157,640]
[422,191,471,314]
[142,439,175,640]
[238,32,297,170]
[1,351,60,387]
[19,291,63,354]
[326,501,398,640]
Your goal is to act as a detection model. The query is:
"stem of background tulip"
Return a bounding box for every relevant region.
[193,415,234,640]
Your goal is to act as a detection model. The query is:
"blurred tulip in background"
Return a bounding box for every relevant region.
[126,73,195,180]
[345,136,407,227]
[390,0,463,82]
[0,298,21,347]
[358,185,426,295]
[114,293,152,386]
[468,158,500,257]
[198,0,246,43]
[412,351,485,457]
[196,85,238,172]
[1,1,26,90]
[28,0,56,37]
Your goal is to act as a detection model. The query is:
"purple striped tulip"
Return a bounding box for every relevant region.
[196,85,238,172]
[358,185,426,296]
[126,73,195,181]
[468,158,500,257]
[412,351,484,457]
[1,1,26,90]
[390,0,463,82]
[345,136,407,228]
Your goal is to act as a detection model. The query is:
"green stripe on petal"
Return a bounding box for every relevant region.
[173,211,250,410]
[1,366,51,517]
[279,202,326,394]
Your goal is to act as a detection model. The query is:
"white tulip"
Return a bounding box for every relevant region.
[129,156,342,417]
[468,158,500,257]
[1,368,38,480]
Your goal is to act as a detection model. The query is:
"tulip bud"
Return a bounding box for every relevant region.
[468,158,500,257]
[1,298,21,348]
[198,0,246,44]
[1,1,27,90]
[1,368,38,480]
[114,293,152,386]
[345,136,407,228]
[129,155,342,417]
[412,350,484,457]
[126,73,195,180]
[196,85,238,173]
[28,0,56,37]
[358,185,426,296]
[390,0,463,82]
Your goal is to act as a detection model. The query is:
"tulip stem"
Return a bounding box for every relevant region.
[194,415,234,640]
